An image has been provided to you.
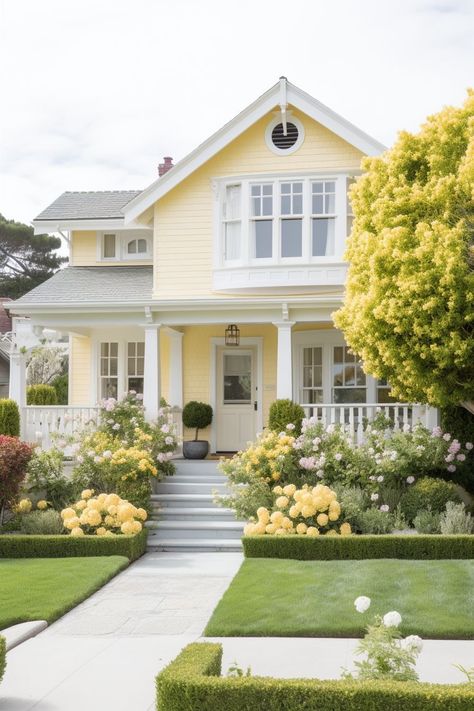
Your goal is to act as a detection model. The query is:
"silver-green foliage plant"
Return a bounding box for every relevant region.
[26,448,75,510]
[345,597,422,682]
[440,502,474,534]
[20,510,64,535]
[414,508,441,534]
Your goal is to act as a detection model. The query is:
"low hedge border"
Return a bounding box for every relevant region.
[242,534,474,560]
[0,529,147,561]
[156,642,474,711]
[0,635,5,687]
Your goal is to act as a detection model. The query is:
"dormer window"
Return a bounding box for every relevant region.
[127,238,148,255]
[99,231,152,262]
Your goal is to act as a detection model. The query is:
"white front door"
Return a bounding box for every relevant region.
[216,347,257,452]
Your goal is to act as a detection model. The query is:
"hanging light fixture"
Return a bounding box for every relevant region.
[225,324,240,346]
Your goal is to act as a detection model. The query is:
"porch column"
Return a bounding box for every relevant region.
[167,330,183,408]
[273,321,295,400]
[9,349,27,408]
[143,324,161,421]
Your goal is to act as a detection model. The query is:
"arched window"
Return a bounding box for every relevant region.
[127,238,148,256]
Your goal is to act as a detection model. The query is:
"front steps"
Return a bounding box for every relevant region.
[147,459,244,552]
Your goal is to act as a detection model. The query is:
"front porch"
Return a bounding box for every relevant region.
[12,313,438,451]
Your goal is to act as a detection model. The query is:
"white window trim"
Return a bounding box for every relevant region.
[265,115,305,156]
[92,338,145,402]
[97,231,153,262]
[215,174,348,269]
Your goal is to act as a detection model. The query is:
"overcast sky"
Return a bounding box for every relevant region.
[0,0,472,225]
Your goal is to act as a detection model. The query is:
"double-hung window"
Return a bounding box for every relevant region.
[100,343,118,399]
[127,342,145,393]
[311,181,336,256]
[280,182,303,257]
[223,185,241,261]
[301,346,323,404]
[251,183,273,258]
[332,346,366,403]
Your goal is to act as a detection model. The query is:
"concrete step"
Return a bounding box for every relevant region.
[151,494,219,508]
[154,481,229,495]
[173,460,222,475]
[146,520,244,539]
[146,536,243,552]
[150,507,237,521]
[166,474,227,484]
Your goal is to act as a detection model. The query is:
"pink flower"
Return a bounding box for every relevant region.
[161,424,170,434]
[299,456,317,470]
[432,426,442,438]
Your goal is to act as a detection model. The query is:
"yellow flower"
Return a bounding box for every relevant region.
[265,523,277,534]
[281,517,293,530]
[86,499,102,511]
[81,489,93,500]
[289,504,301,519]
[256,507,269,523]
[296,522,308,535]
[274,527,287,535]
[75,500,87,511]
[105,494,121,507]
[283,484,296,497]
[18,498,32,513]
[136,508,148,522]
[70,526,84,537]
[254,521,266,535]
[340,522,352,536]
[104,530,115,537]
[64,516,81,530]
[96,527,107,536]
[326,529,338,537]
[243,523,257,536]
[301,505,316,518]
[275,495,289,509]
[117,503,136,522]
[121,520,135,535]
[316,513,329,527]
[87,509,102,527]
[270,511,284,525]
[271,472,281,481]
[108,505,118,516]
[36,500,48,510]
[61,507,76,520]
[104,515,115,526]
[306,526,320,537]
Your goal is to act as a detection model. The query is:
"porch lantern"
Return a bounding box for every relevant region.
[225,324,240,347]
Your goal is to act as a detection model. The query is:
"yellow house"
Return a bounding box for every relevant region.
[9,78,437,450]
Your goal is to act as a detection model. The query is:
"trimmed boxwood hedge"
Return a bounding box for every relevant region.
[242,534,474,560]
[156,642,474,711]
[0,529,147,561]
[0,635,5,687]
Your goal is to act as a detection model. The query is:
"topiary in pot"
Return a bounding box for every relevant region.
[182,401,213,459]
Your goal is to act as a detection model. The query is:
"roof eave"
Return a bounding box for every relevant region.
[31,217,154,235]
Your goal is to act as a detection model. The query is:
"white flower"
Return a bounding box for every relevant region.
[466,442,473,450]
[443,433,451,442]
[354,596,371,613]
[87,450,95,457]
[286,423,295,431]
[326,424,335,434]
[447,464,456,472]
[402,635,423,654]
[112,423,121,430]
[368,448,375,455]
[312,437,321,446]
[136,393,144,400]
[406,476,415,484]
[390,451,398,461]
[377,475,384,483]
[102,450,112,459]
[165,436,174,445]
[93,455,102,463]
[161,424,170,434]
[457,453,466,462]
[316,469,324,478]
[335,453,343,461]
[383,611,402,627]
[371,493,379,501]
[380,504,390,512]
[76,455,84,464]
[403,423,411,432]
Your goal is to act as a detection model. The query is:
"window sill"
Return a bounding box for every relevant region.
[213,261,347,292]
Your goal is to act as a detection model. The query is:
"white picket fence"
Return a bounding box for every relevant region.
[299,403,438,444]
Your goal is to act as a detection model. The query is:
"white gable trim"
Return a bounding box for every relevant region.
[123,78,386,224]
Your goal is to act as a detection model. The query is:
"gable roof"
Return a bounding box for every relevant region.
[35,190,142,222]
[9,266,153,309]
[123,77,386,224]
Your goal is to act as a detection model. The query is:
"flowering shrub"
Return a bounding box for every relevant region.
[243,483,351,537]
[25,448,75,510]
[346,596,422,682]
[61,489,147,537]
[0,436,33,525]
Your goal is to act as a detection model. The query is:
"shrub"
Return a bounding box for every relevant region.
[268,399,305,436]
[61,490,147,537]
[0,398,20,436]
[400,477,460,524]
[357,508,393,535]
[156,642,474,711]
[441,406,474,492]
[26,448,75,509]
[440,501,474,534]
[413,509,441,534]
[242,534,474,560]
[27,384,58,405]
[182,401,213,440]
[51,373,68,405]
[0,529,148,561]
[335,486,370,532]
[20,510,64,535]
[0,436,33,524]
[0,635,5,687]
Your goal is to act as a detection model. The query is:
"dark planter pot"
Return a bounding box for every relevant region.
[183,440,209,459]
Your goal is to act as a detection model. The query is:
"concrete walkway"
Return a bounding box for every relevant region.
[1,552,473,710]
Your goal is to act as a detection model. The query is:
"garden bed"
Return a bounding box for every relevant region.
[0,529,147,561]
[156,642,474,711]
[204,558,474,638]
[0,556,128,629]
[242,534,474,560]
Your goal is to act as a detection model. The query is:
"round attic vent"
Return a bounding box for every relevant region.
[271,122,299,150]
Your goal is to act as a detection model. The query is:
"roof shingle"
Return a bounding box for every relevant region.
[34,190,142,221]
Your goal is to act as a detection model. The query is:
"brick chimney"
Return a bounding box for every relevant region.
[158,156,174,177]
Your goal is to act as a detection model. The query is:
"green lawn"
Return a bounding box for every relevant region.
[205,558,474,639]
[0,556,128,629]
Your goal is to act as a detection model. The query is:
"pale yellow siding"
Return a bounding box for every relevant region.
[153,107,364,299]
[70,336,92,405]
[71,231,151,267]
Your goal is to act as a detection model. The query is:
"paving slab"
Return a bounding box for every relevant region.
[2,621,48,651]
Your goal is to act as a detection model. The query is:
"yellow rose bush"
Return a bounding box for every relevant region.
[61,490,147,536]
[243,484,351,537]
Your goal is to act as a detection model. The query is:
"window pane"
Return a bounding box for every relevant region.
[127,240,137,254]
[101,378,118,399]
[302,389,323,404]
[345,347,355,362]
[303,367,312,387]
[312,218,335,256]
[128,377,144,394]
[252,197,261,217]
[137,342,145,357]
[325,194,335,213]
[137,239,147,253]
[293,194,303,214]
[262,184,272,196]
[225,185,241,220]
[251,185,260,197]
[333,363,344,386]
[377,387,396,404]
[281,219,302,257]
[312,194,324,214]
[356,367,366,386]
[334,346,343,363]
[137,358,144,376]
[325,181,335,192]
[101,343,109,357]
[110,358,118,376]
[100,358,108,376]
[303,347,312,366]
[313,348,322,365]
[313,366,322,387]
[281,195,291,214]
[225,222,241,260]
[110,343,118,357]
[262,196,272,216]
[294,182,303,193]
[281,183,291,194]
[344,365,355,386]
[103,234,116,258]
[128,342,135,357]
[128,358,135,375]
[254,220,273,258]
[223,354,251,404]
[312,182,323,194]
[333,387,366,404]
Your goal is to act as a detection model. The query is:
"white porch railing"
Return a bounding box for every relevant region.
[300,403,438,444]
[22,406,100,450]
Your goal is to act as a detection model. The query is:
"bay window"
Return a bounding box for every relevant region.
[251,184,273,258]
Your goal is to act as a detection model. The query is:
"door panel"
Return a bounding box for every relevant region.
[216,347,257,451]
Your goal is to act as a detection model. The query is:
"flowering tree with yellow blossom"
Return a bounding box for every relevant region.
[334,91,474,413]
